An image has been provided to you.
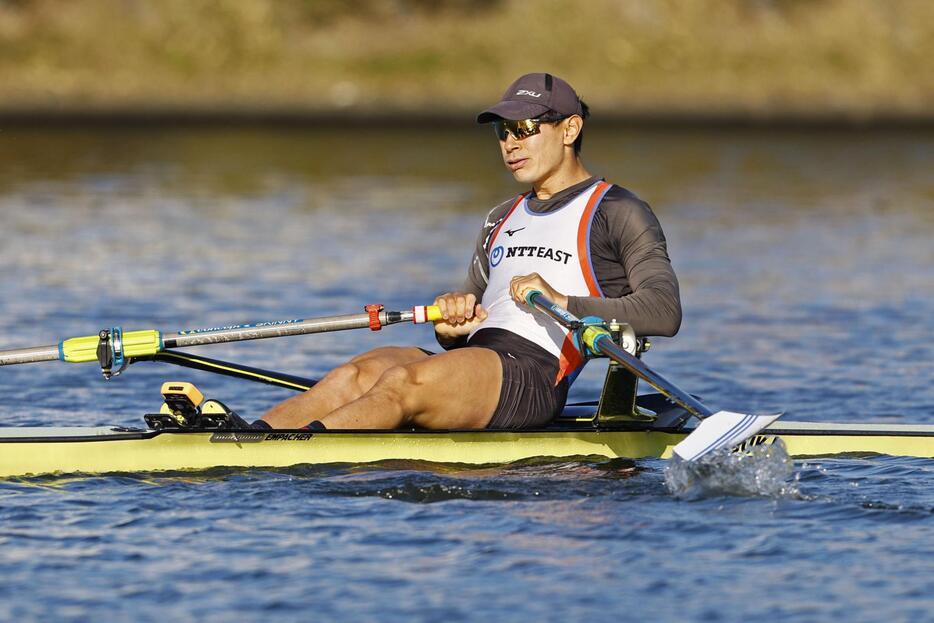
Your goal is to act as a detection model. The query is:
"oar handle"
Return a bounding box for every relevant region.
[524,290,584,329]
[411,305,443,324]
[524,289,542,309]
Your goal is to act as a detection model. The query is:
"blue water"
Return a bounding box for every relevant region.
[0,127,932,621]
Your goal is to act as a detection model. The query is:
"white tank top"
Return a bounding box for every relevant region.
[471,180,612,384]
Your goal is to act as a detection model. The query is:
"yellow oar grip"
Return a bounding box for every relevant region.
[411,305,443,324]
[59,330,162,363]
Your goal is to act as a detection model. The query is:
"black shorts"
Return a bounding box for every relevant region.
[467,328,568,430]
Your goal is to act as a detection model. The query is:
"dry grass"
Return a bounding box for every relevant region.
[0,0,931,119]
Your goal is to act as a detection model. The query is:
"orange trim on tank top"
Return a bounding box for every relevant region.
[488,193,528,249]
[576,181,611,297]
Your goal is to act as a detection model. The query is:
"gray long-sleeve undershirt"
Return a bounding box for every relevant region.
[462,176,682,338]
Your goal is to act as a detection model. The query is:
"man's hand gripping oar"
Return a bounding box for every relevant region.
[523,290,782,461]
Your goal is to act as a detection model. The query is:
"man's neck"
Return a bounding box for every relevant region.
[532,158,592,199]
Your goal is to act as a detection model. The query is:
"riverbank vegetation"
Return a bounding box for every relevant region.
[1,0,931,120]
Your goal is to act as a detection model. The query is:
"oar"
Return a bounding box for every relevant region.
[135,350,318,392]
[525,291,781,461]
[0,304,441,377]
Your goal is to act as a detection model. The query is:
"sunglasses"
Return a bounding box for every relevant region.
[492,118,548,141]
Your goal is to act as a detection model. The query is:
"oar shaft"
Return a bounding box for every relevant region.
[526,292,713,419]
[139,351,317,392]
[163,307,435,349]
[164,312,380,349]
[0,306,441,367]
[0,345,61,366]
[589,333,713,419]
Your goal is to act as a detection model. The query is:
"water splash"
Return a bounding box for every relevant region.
[664,437,799,500]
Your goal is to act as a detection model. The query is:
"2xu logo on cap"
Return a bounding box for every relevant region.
[515,90,542,97]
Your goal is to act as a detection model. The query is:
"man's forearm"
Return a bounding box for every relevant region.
[567,286,682,337]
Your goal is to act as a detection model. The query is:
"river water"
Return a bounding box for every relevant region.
[0,125,932,621]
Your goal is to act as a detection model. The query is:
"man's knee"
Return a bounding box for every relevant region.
[369,365,422,415]
[327,352,398,391]
[373,364,419,390]
[321,362,366,395]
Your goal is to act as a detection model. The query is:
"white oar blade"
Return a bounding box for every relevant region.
[672,411,783,461]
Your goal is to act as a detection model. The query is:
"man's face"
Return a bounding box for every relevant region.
[498,119,568,185]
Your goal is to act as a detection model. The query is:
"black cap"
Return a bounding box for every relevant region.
[477,73,583,123]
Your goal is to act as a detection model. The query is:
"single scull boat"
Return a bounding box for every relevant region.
[1,404,932,479]
[1,297,930,478]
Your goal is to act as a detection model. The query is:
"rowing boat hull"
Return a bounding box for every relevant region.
[1,421,932,478]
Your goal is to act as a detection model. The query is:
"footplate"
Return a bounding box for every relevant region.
[144,382,251,431]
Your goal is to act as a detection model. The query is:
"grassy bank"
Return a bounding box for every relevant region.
[1,0,932,121]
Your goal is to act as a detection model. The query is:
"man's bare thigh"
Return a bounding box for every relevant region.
[400,347,503,429]
[262,346,430,428]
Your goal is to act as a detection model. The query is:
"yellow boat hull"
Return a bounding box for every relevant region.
[1,421,932,478]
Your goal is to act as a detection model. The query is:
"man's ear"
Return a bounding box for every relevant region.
[563,115,583,147]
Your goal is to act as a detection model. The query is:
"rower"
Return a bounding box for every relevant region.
[257,72,681,432]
